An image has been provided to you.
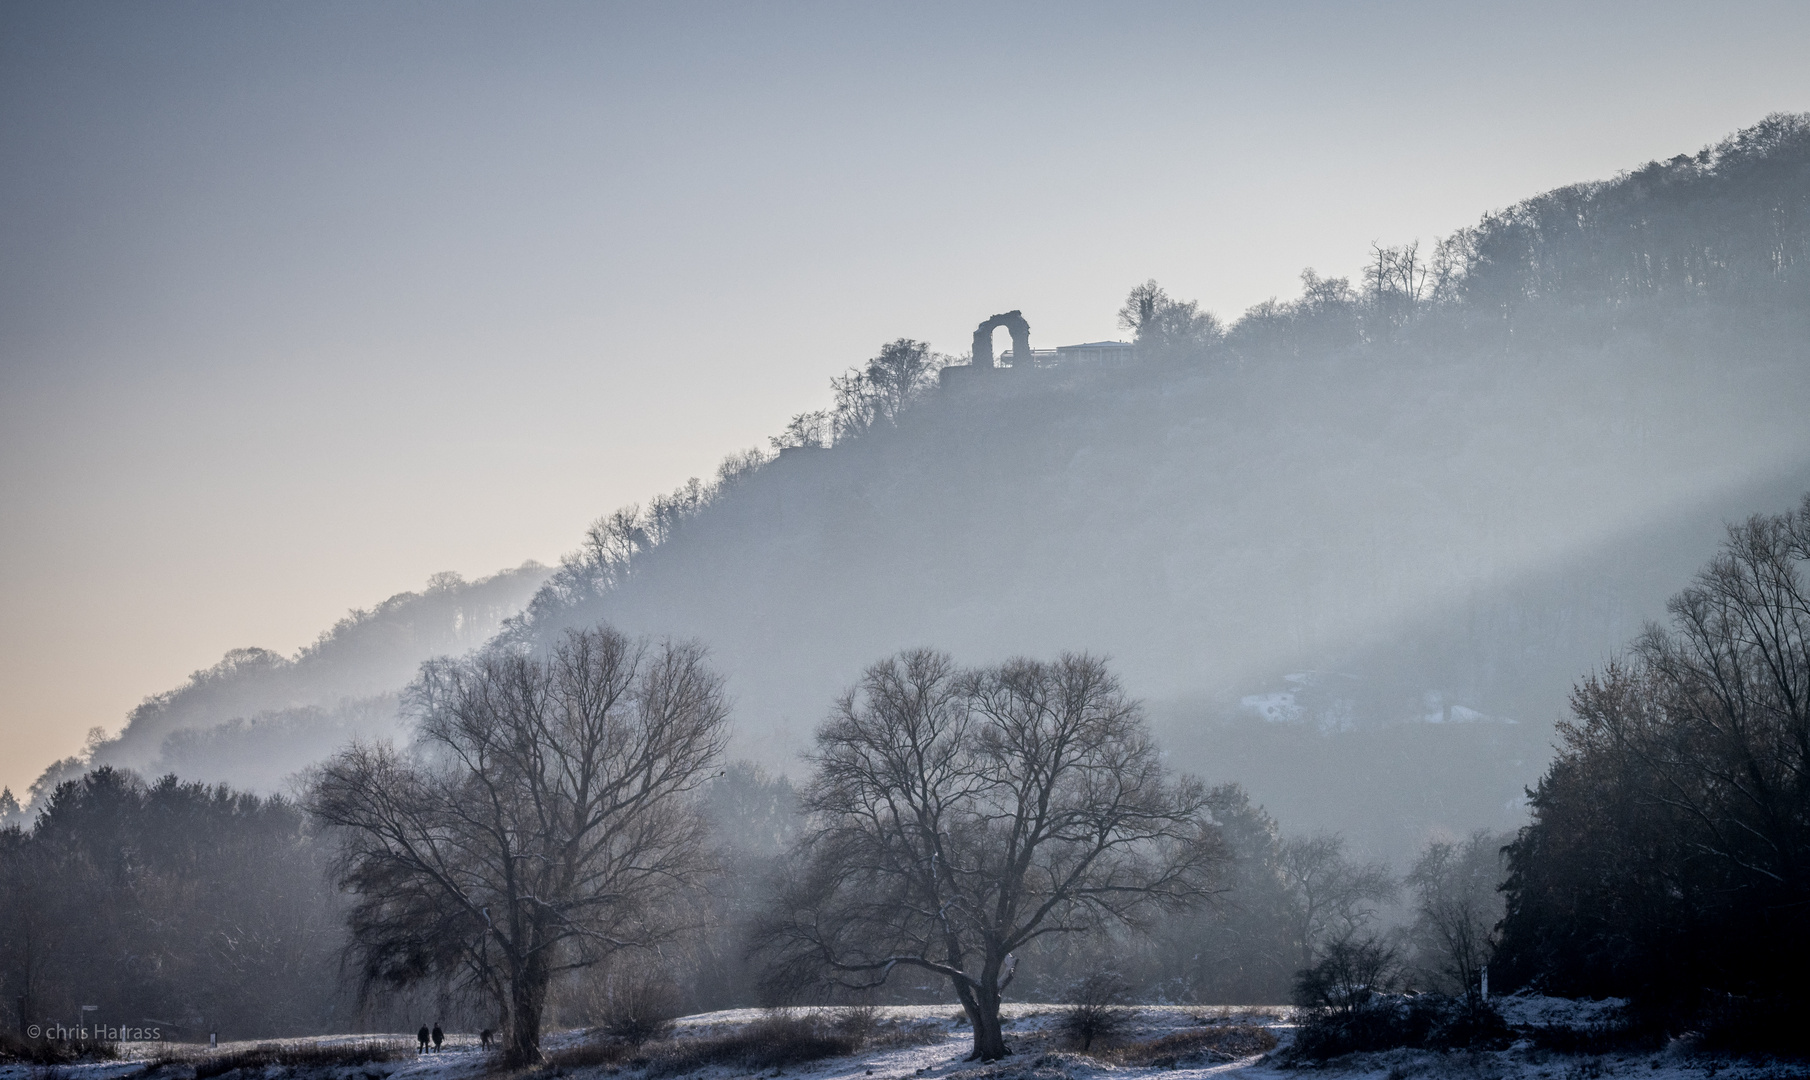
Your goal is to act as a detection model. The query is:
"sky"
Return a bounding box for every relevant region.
[2,0,1808,797]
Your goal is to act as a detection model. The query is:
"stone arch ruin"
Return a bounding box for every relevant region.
[971,310,1031,371]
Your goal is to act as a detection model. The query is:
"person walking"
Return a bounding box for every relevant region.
[431,1023,444,1052]
[417,1025,430,1053]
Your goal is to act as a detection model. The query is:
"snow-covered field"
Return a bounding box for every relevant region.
[5,999,1806,1080]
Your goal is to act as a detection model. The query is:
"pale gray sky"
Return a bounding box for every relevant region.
[3,0,1807,795]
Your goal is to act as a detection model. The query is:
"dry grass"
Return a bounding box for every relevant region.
[190,1038,411,1078]
[626,1009,934,1077]
[0,1031,119,1065]
[519,1007,941,1078]
[540,1038,634,1070]
[644,1014,860,1076]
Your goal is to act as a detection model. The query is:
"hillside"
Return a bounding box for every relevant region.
[515,115,1810,861]
[30,563,550,798]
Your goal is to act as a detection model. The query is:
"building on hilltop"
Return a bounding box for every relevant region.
[1041,340,1134,367]
[942,309,1135,387]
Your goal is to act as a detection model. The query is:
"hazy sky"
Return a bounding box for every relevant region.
[2,0,1807,796]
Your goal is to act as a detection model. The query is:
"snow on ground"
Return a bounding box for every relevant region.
[4,999,1807,1080]
[1490,994,1630,1031]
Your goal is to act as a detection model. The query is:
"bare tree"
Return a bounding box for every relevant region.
[760,650,1222,1061]
[826,338,947,444]
[514,449,772,632]
[1058,971,1135,1050]
[1429,230,1476,304]
[1117,280,1222,362]
[862,338,943,425]
[1292,935,1401,1014]
[770,410,831,450]
[1407,830,1507,1008]
[1277,832,1398,972]
[1363,240,1428,337]
[307,625,729,1065]
[1635,495,1810,895]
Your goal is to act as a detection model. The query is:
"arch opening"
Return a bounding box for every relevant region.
[970,310,1031,371]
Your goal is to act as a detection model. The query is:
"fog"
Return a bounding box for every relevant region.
[504,118,1810,863]
[8,1,1809,802]
[537,338,1807,863]
[21,117,1808,872]
[22,564,547,803]
[2,59,1807,1051]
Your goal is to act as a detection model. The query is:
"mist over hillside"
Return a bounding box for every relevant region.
[27,115,1807,867]
[30,563,549,799]
[534,337,1807,859]
[513,115,1810,862]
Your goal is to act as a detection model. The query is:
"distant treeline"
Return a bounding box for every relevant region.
[1459,113,1810,307]
[0,771,344,1038]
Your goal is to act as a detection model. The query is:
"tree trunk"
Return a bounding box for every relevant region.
[958,970,1008,1061]
[969,1005,1008,1062]
[505,954,550,1066]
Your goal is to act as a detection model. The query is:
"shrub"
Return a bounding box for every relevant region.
[1524,1017,1663,1055]
[1696,995,1810,1059]
[597,975,682,1047]
[1287,998,1431,1060]
[1058,972,1137,1050]
[1285,994,1508,1060]
[831,1002,881,1044]
[1430,1000,1512,1050]
[1293,936,1400,1014]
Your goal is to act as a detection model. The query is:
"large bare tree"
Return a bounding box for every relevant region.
[762,649,1222,1061]
[307,625,729,1064]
